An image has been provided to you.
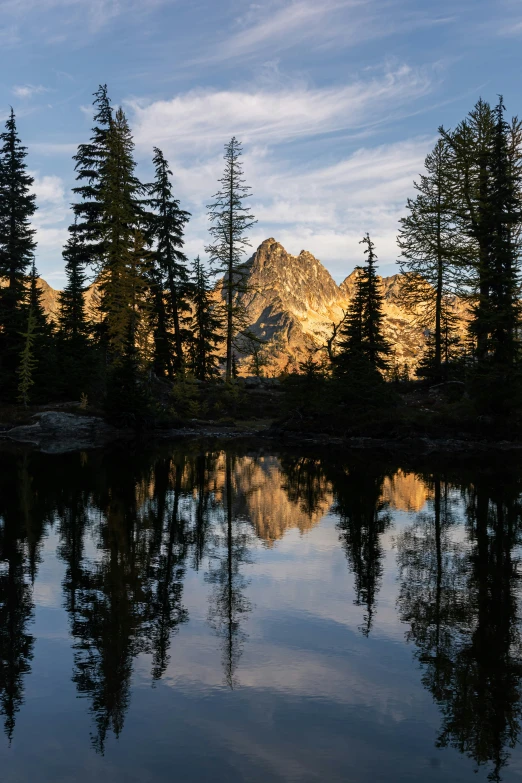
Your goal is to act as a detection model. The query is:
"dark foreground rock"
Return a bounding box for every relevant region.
[1,411,130,454]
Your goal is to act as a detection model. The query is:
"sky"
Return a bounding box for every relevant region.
[1,0,521,287]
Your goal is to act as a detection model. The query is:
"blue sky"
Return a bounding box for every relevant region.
[1,0,521,287]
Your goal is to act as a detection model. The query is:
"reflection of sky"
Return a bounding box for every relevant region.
[1,471,521,782]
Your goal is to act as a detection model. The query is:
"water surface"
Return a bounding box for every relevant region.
[0,443,521,782]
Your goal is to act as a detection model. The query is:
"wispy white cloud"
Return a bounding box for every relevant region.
[199,0,454,64]
[129,64,434,154]
[32,173,66,204]
[12,84,50,99]
[30,173,69,266]
[152,136,432,279]
[247,138,433,277]
[126,62,438,277]
[496,19,522,36]
[0,0,167,41]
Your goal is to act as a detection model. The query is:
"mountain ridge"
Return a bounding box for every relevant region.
[35,238,464,373]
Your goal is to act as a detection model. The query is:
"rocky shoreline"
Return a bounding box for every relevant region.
[0,410,521,456]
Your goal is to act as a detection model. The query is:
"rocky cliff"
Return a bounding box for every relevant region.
[235,238,429,372]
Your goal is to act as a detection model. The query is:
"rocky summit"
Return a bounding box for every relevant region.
[233,238,432,373]
[37,238,465,374]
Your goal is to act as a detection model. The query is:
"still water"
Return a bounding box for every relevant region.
[0,442,521,782]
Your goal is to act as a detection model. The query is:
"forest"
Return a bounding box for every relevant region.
[0,86,521,436]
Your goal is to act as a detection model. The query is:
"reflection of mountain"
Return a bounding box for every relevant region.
[210,454,333,546]
[381,470,430,512]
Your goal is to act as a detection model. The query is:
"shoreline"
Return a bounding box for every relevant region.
[0,409,519,457]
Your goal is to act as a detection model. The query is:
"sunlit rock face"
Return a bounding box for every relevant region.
[36,237,468,372]
[234,239,456,372]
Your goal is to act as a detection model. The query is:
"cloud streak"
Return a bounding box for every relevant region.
[129,64,434,154]
[12,84,50,99]
[0,0,167,40]
[199,0,455,64]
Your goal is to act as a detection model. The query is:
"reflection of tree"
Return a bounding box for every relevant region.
[61,453,190,753]
[207,454,252,689]
[397,479,467,703]
[0,508,34,741]
[0,455,46,742]
[189,453,214,572]
[71,512,146,752]
[148,457,188,682]
[398,475,522,782]
[333,466,391,636]
[280,456,330,518]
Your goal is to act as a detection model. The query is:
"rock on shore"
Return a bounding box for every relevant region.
[2,411,127,453]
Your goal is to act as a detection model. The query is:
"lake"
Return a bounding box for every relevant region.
[0,442,521,782]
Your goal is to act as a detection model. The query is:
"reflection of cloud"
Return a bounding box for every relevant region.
[33,582,62,609]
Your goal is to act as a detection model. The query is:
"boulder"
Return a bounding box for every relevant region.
[3,411,125,453]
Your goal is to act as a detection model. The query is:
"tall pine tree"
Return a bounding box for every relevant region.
[441,98,522,366]
[146,147,190,374]
[398,138,461,380]
[336,234,390,374]
[189,255,223,381]
[98,107,144,359]
[58,222,93,398]
[0,109,37,397]
[72,85,113,267]
[206,138,256,382]
[441,97,522,407]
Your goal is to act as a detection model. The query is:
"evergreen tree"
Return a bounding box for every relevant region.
[416,310,463,381]
[336,234,390,374]
[148,262,172,379]
[146,147,191,374]
[486,97,522,366]
[16,307,36,407]
[58,223,89,339]
[0,109,37,397]
[398,138,461,380]
[58,222,93,397]
[97,107,144,359]
[72,85,113,266]
[441,98,522,369]
[206,138,256,382]
[189,255,223,381]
